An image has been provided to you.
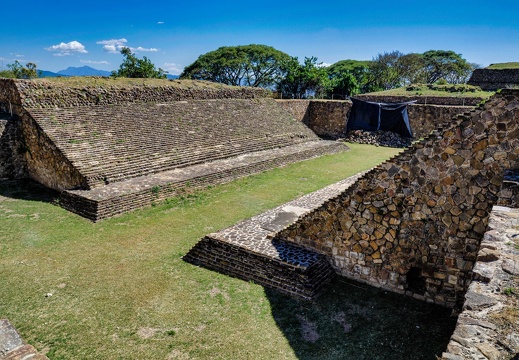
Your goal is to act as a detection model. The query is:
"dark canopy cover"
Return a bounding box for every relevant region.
[347,98,415,138]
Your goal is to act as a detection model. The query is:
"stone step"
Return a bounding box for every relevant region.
[183,172,365,299]
[59,140,348,221]
[183,237,336,300]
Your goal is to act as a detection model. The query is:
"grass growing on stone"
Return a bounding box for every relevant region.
[28,77,239,90]
[486,62,519,69]
[366,84,492,98]
[0,143,456,359]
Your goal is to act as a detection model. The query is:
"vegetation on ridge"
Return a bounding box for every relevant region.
[486,62,519,69]
[181,46,478,99]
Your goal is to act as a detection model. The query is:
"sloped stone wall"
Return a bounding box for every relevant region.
[20,112,86,190]
[0,118,28,179]
[277,90,519,307]
[468,68,519,91]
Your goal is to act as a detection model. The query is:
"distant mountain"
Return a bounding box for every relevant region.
[57,66,112,77]
[38,70,66,78]
[39,65,180,79]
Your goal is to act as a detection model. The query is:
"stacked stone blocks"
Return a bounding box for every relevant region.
[0,79,346,220]
[277,90,519,307]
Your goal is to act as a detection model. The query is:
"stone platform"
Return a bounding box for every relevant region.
[59,140,347,221]
[183,172,365,299]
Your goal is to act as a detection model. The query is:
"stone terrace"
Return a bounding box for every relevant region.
[27,98,320,189]
[0,79,348,220]
[184,172,365,299]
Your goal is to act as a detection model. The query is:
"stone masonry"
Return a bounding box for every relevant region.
[277,97,479,140]
[276,90,519,308]
[468,68,519,91]
[0,79,347,220]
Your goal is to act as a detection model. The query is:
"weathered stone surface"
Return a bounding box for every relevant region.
[0,319,48,359]
[277,89,519,310]
[468,68,519,91]
[0,320,23,356]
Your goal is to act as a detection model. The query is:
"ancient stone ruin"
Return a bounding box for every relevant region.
[469,68,519,91]
[0,78,347,220]
[186,89,519,358]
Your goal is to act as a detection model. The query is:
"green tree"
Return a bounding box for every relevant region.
[422,50,474,84]
[6,60,38,79]
[326,60,376,97]
[396,53,426,85]
[180,44,291,88]
[112,47,167,79]
[277,56,329,98]
[370,51,407,90]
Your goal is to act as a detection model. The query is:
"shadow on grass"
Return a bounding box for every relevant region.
[0,179,59,204]
[265,277,457,360]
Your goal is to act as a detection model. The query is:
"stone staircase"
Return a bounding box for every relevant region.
[184,173,365,299]
[59,139,346,221]
[28,98,319,189]
[24,97,350,220]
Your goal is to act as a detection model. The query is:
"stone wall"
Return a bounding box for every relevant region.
[276,100,353,139]
[6,79,269,109]
[468,68,519,91]
[20,112,86,190]
[408,104,473,138]
[277,99,473,139]
[355,94,484,106]
[442,205,519,359]
[0,118,28,179]
[277,90,519,307]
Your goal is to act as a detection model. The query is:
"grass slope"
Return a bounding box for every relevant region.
[365,84,492,98]
[0,144,456,359]
[486,62,519,69]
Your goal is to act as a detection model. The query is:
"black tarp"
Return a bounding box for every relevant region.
[347,98,415,138]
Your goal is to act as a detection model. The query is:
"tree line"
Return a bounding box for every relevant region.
[180,45,478,98]
[1,45,478,99]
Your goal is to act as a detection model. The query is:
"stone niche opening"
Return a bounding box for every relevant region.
[406,266,427,295]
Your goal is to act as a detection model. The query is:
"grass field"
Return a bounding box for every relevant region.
[0,143,457,359]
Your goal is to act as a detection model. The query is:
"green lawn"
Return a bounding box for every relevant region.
[0,143,456,359]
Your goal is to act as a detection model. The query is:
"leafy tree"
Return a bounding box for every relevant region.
[396,53,426,85]
[180,44,291,88]
[6,60,38,79]
[370,51,407,90]
[422,50,474,84]
[112,47,167,79]
[277,56,329,98]
[326,60,375,97]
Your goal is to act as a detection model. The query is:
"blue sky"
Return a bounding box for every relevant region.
[1,1,518,74]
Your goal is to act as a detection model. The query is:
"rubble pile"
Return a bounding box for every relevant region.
[342,129,412,148]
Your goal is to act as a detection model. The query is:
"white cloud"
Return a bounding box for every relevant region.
[96,39,157,54]
[45,41,87,56]
[80,60,110,65]
[163,62,182,74]
[97,38,128,53]
[132,47,158,52]
[157,21,164,24]
[318,62,332,68]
